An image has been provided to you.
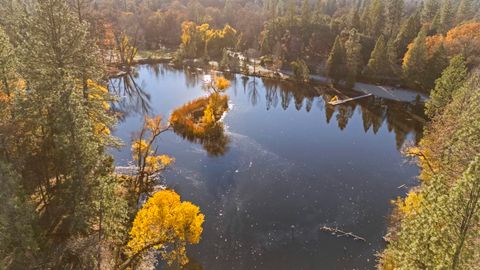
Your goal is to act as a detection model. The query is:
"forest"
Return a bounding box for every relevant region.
[0,0,479,269]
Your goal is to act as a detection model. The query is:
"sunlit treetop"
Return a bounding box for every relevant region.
[144,115,167,134]
[393,191,423,217]
[214,77,231,91]
[127,189,204,266]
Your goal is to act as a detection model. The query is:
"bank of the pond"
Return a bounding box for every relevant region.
[108,48,428,104]
[173,57,428,103]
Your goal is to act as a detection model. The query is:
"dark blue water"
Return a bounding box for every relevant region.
[110,64,424,270]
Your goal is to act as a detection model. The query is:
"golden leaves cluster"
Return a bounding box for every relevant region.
[127,189,204,266]
[214,76,231,91]
[132,116,174,175]
[393,191,423,217]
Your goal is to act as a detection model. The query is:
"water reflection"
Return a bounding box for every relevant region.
[111,65,425,154]
[111,64,426,270]
[109,70,152,119]
[254,78,424,150]
[168,72,232,156]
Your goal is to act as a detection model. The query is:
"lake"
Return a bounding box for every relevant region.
[110,64,424,270]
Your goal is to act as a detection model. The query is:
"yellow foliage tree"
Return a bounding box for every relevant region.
[115,33,138,68]
[131,116,173,194]
[202,103,215,125]
[394,191,423,217]
[214,77,231,91]
[179,21,237,59]
[125,190,204,267]
[86,79,113,139]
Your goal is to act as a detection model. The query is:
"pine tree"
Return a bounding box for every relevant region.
[425,54,468,118]
[402,29,428,90]
[385,0,404,37]
[439,0,454,34]
[301,0,311,22]
[394,13,421,59]
[326,36,346,84]
[276,0,286,16]
[350,8,361,30]
[0,27,16,96]
[0,162,38,269]
[429,8,442,34]
[384,156,480,269]
[381,75,480,270]
[291,59,310,82]
[387,36,400,76]
[364,35,390,80]
[422,0,440,22]
[287,0,296,19]
[366,0,386,38]
[13,0,115,247]
[345,29,362,87]
[456,0,474,23]
[424,44,448,91]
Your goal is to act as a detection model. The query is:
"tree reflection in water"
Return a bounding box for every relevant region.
[111,65,426,156]
[109,70,152,119]
[260,78,425,150]
[169,91,231,156]
[248,77,260,106]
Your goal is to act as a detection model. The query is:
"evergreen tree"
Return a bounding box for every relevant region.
[385,0,404,37]
[381,74,480,270]
[366,0,386,38]
[387,36,400,76]
[439,0,454,34]
[364,35,390,80]
[384,156,480,269]
[429,8,442,34]
[424,44,448,91]
[345,29,362,87]
[10,1,116,262]
[456,0,474,23]
[291,59,310,82]
[0,27,16,96]
[287,0,296,19]
[301,0,311,22]
[0,163,38,269]
[425,54,468,118]
[326,35,346,84]
[276,0,286,16]
[402,29,428,90]
[421,0,440,22]
[350,8,361,30]
[393,13,421,59]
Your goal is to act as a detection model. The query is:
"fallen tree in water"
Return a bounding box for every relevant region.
[319,226,366,242]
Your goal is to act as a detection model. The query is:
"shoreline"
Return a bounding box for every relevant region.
[108,54,428,103]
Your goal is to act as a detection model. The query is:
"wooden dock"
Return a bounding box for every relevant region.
[328,93,373,105]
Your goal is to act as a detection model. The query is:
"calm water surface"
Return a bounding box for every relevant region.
[110,64,425,270]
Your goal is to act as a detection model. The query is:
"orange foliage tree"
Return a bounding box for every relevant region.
[409,22,480,66]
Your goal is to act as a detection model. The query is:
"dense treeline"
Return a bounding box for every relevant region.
[380,55,480,269]
[48,0,480,90]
